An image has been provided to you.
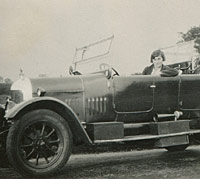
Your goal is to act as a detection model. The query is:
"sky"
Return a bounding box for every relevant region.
[1,0,200,80]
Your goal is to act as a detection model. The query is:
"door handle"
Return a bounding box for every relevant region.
[150,85,156,88]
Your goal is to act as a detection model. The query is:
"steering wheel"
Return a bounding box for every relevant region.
[99,63,119,76]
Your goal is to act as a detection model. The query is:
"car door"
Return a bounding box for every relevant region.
[153,75,180,114]
[179,75,200,110]
[113,75,154,113]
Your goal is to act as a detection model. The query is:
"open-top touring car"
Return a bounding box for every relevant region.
[1,36,200,177]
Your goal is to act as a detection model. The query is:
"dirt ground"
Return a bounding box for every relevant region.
[1,144,200,179]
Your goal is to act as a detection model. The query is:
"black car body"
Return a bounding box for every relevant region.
[1,37,200,177]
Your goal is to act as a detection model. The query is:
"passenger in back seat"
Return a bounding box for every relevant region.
[142,49,179,77]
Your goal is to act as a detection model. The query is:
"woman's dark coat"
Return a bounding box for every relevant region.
[142,64,179,77]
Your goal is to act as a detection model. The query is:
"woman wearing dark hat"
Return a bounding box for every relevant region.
[142,49,179,76]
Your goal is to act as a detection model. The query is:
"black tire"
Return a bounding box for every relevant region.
[165,144,189,152]
[6,109,72,177]
[0,150,10,168]
[0,130,10,168]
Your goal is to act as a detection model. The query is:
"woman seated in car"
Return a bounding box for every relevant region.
[142,49,179,76]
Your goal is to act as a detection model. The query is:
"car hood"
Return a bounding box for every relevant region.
[30,76,84,93]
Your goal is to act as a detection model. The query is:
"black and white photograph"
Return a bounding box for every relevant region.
[1,0,200,178]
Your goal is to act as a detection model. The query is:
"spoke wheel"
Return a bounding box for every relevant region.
[6,109,72,177]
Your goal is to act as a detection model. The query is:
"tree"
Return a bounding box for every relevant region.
[0,76,3,83]
[4,78,13,84]
[179,26,200,53]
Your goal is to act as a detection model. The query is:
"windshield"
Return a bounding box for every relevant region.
[72,36,114,74]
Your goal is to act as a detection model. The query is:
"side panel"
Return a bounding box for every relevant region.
[113,76,154,112]
[113,75,180,123]
[56,92,84,122]
[153,76,179,114]
[82,74,114,123]
[180,75,200,111]
[31,77,85,122]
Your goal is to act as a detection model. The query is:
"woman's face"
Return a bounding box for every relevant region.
[152,55,163,68]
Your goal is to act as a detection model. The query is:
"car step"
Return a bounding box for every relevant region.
[93,129,200,144]
[124,122,150,135]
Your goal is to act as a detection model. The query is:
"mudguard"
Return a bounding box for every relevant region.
[5,97,92,144]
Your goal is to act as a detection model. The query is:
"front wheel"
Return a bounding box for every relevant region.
[0,150,10,168]
[6,109,72,177]
[0,129,10,168]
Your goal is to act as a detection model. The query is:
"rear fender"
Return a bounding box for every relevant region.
[5,97,92,145]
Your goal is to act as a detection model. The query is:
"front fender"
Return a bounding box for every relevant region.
[5,97,92,145]
[5,97,39,119]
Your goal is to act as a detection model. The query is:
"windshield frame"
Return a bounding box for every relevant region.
[72,36,114,74]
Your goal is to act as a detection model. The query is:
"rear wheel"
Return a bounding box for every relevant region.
[165,144,189,152]
[6,109,72,177]
[0,130,10,168]
[0,149,10,168]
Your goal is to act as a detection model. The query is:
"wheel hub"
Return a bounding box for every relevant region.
[34,137,46,151]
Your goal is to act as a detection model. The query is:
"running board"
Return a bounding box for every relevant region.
[93,129,200,144]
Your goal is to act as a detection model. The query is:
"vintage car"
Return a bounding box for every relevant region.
[1,37,200,177]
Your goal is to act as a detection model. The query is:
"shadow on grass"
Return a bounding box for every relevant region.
[72,140,156,154]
